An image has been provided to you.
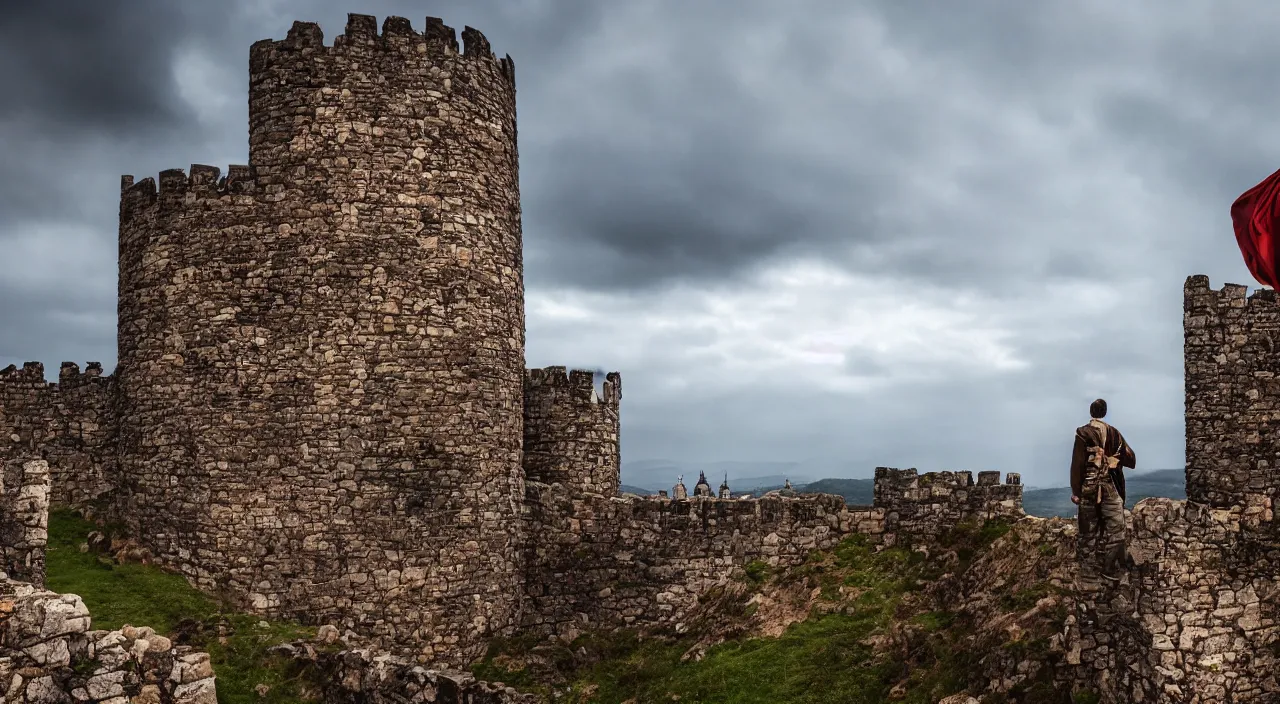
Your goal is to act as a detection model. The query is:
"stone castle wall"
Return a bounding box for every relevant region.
[111,14,524,666]
[1184,275,1280,508]
[0,362,116,507]
[522,366,621,498]
[0,10,1031,672]
[522,485,873,637]
[873,467,1023,546]
[1069,498,1279,702]
[0,459,49,587]
[521,469,1021,638]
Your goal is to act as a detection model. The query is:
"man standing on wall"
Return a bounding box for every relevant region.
[1070,399,1136,581]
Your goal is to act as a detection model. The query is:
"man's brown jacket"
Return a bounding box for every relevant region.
[1070,420,1136,502]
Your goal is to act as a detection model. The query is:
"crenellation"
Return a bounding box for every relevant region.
[461,26,493,58]
[157,167,188,195]
[381,15,416,40]
[342,12,379,41]
[188,163,221,190]
[282,20,324,49]
[424,17,460,53]
[250,14,512,95]
[119,175,156,210]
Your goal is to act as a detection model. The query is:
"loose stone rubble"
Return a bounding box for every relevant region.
[270,642,539,703]
[0,574,217,704]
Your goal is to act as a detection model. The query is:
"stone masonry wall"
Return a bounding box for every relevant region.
[522,484,882,638]
[873,467,1023,547]
[0,459,49,587]
[520,465,1025,638]
[111,14,523,667]
[0,362,116,507]
[1067,498,1280,703]
[1184,275,1280,508]
[523,367,621,498]
[0,575,218,703]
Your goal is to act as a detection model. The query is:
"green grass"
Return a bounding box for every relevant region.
[44,509,320,704]
[46,510,219,631]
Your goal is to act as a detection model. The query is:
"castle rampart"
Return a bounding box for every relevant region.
[111,14,525,667]
[1184,275,1280,509]
[521,467,1021,637]
[0,362,116,507]
[522,485,862,637]
[873,467,1023,546]
[523,366,621,497]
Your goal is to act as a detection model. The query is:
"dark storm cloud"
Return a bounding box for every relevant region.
[0,2,240,373]
[0,2,238,225]
[0,1,206,133]
[525,134,887,291]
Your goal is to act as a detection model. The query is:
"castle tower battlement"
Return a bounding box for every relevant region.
[522,366,621,497]
[1184,275,1280,509]
[112,14,525,666]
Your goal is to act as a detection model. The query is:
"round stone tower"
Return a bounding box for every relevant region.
[115,14,523,665]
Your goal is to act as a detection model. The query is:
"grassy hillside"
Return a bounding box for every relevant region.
[43,510,321,704]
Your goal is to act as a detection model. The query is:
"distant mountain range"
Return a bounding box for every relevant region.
[1021,469,1185,517]
[618,468,1187,518]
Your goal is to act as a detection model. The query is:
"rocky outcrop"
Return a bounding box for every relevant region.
[0,574,217,703]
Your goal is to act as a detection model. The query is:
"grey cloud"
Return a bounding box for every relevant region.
[0,0,1265,485]
[0,1,210,134]
[842,349,890,378]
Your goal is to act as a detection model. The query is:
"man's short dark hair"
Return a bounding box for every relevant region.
[1090,398,1107,419]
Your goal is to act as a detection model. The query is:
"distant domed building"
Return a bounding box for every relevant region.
[693,471,714,497]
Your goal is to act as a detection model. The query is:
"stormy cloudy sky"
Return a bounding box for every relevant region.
[0,1,1272,488]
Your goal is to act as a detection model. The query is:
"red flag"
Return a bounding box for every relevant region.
[1231,167,1280,289]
